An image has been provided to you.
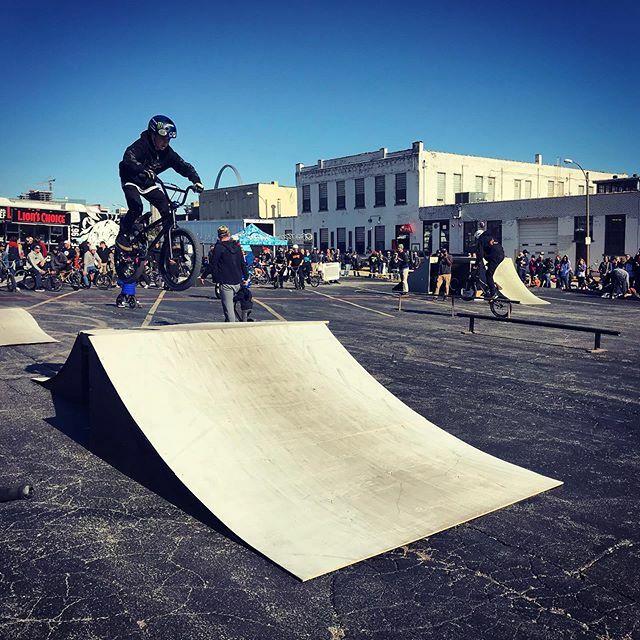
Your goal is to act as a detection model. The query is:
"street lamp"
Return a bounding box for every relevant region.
[564,158,591,270]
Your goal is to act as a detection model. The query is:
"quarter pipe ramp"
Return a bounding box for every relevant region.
[0,307,57,346]
[38,321,561,580]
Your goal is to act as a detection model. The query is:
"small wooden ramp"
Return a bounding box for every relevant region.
[0,307,57,346]
[36,321,561,580]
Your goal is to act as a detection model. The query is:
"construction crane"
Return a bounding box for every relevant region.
[37,177,56,192]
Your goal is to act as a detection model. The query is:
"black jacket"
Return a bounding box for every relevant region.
[212,239,249,285]
[118,131,201,188]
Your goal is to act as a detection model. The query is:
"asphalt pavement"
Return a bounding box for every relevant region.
[0,278,638,640]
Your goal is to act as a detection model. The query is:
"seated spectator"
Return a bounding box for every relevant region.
[82,246,101,287]
[27,245,47,291]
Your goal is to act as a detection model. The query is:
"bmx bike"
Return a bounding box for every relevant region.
[0,261,16,292]
[114,178,202,291]
[459,265,512,319]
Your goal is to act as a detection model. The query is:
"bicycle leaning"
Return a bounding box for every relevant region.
[114,177,202,291]
[459,265,512,318]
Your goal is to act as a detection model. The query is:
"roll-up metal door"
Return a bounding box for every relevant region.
[518,218,558,255]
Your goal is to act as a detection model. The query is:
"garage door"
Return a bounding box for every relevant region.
[518,218,558,256]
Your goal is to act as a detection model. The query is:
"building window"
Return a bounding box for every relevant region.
[313,231,318,247]
[330,231,335,247]
[336,227,346,252]
[319,227,329,250]
[487,219,502,244]
[374,175,385,207]
[336,180,346,210]
[422,220,449,253]
[574,215,594,242]
[475,176,483,192]
[514,179,522,199]
[348,230,353,251]
[487,177,496,201]
[463,220,478,254]
[355,178,365,208]
[302,185,311,212]
[453,173,462,196]
[319,182,328,211]
[578,185,585,195]
[285,229,293,244]
[303,228,312,250]
[547,180,554,197]
[556,181,564,196]
[395,173,407,205]
[437,172,446,204]
[355,226,365,254]
[374,225,385,251]
[525,180,532,198]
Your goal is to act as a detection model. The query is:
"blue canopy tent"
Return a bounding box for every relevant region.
[232,224,288,266]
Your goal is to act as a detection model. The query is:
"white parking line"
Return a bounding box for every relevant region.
[254,298,286,321]
[141,290,166,327]
[309,289,395,318]
[27,289,79,310]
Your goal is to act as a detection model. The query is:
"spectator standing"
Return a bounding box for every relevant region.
[559,255,572,290]
[432,248,453,301]
[368,250,379,278]
[515,251,528,282]
[397,244,411,294]
[575,258,588,290]
[211,225,248,322]
[6,235,23,271]
[96,241,111,276]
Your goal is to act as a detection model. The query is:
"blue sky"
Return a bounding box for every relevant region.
[2,0,638,207]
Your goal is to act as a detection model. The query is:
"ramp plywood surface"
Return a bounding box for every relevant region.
[495,258,549,305]
[49,322,562,580]
[0,307,57,346]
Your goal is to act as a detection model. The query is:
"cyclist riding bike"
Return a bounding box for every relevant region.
[116,115,204,252]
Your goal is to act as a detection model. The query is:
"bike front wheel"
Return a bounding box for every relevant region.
[158,227,202,291]
[489,298,511,319]
[96,273,112,290]
[309,274,322,288]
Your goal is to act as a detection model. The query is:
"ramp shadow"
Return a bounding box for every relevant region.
[43,379,255,559]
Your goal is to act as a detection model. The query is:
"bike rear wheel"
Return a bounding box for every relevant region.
[158,227,202,291]
[22,274,36,291]
[68,271,82,290]
[309,274,322,288]
[96,273,112,290]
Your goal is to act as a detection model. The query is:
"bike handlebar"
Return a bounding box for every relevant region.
[154,177,197,208]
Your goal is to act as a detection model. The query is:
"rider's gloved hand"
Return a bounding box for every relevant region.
[143,169,156,181]
[193,182,204,193]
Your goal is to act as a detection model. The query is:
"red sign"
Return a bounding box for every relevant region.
[6,207,70,226]
[399,223,414,234]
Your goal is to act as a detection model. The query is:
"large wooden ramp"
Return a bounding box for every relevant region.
[495,258,549,305]
[0,307,57,346]
[38,321,561,580]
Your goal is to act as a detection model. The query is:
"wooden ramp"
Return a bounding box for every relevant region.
[494,258,549,305]
[0,307,57,346]
[37,321,561,580]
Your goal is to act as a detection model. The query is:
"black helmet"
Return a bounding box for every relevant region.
[148,115,177,139]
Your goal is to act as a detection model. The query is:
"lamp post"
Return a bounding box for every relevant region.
[564,158,590,271]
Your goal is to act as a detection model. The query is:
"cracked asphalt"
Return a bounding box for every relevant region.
[0,279,638,639]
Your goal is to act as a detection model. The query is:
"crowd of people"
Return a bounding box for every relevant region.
[0,234,119,291]
[515,249,640,298]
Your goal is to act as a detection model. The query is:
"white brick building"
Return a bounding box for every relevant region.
[275,141,620,254]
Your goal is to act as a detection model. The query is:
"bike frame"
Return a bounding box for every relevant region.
[131,178,196,260]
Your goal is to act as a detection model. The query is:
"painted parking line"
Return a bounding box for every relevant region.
[141,290,166,327]
[27,289,79,310]
[309,289,395,318]
[253,298,287,321]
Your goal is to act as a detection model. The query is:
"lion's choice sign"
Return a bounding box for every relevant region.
[0,207,71,226]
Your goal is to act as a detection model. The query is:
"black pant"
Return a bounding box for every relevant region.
[486,259,502,297]
[121,184,171,233]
